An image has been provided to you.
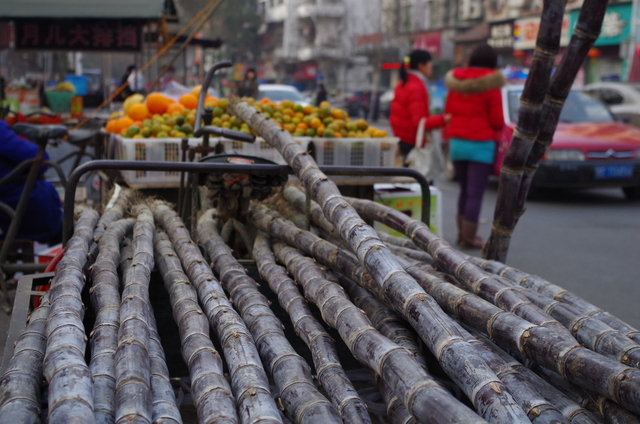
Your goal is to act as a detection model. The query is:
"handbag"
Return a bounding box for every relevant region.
[492,127,508,176]
[407,117,445,182]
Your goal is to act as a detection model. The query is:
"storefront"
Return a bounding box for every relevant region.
[487,20,518,67]
[452,24,489,67]
[569,2,632,82]
[512,14,571,66]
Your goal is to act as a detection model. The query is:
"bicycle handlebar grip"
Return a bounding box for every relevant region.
[194,126,257,143]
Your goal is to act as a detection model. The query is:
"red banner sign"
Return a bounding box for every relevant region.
[14,19,142,52]
[411,32,441,56]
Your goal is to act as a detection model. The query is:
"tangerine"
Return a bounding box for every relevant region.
[127,103,150,121]
[167,103,186,114]
[116,116,135,134]
[309,118,322,129]
[146,93,173,115]
[179,94,199,110]
[105,119,117,134]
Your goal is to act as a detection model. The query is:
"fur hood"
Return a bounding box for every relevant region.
[445,68,506,94]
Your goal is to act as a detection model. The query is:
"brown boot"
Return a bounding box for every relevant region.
[456,215,463,244]
[458,219,484,249]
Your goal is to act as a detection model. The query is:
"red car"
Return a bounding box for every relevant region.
[498,85,640,199]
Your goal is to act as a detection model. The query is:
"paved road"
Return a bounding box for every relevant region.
[436,177,640,329]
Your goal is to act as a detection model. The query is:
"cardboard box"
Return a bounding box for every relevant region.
[373,183,442,237]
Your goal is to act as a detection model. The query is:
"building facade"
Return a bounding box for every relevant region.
[256,0,637,94]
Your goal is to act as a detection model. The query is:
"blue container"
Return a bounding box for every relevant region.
[64,75,88,96]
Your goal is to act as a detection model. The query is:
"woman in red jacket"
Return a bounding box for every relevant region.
[390,50,449,164]
[444,45,505,248]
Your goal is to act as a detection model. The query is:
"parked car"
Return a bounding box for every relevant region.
[498,85,640,199]
[584,82,640,128]
[257,84,310,107]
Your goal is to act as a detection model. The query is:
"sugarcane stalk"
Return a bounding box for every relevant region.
[470,257,640,345]
[115,204,155,424]
[253,232,373,424]
[391,255,640,415]
[269,240,490,424]
[89,218,135,424]
[468,328,604,424]
[336,275,429,371]
[153,231,239,424]
[375,374,416,424]
[249,206,534,423]
[153,202,282,424]
[282,185,337,239]
[43,207,100,423]
[119,235,182,424]
[220,219,234,245]
[376,231,419,250]
[228,99,529,422]
[346,197,573,338]
[386,243,434,264]
[484,0,607,262]
[284,185,420,254]
[146,302,183,424]
[516,0,610,221]
[86,188,134,267]
[198,212,339,424]
[507,345,640,424]
[389,257,571,424]
[0,292,50,424]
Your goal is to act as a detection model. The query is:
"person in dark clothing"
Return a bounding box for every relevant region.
[315,84,328,106]
[236,68,259,99]
[444,44,505,249]
[0,120,62,243]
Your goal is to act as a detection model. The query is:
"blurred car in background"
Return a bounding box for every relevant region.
[258,84,310,107]
[498,85,640,199]
[584,82,640,128]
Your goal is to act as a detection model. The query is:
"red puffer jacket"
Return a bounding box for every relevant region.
[444,67,506,141]
[390,72,445,146]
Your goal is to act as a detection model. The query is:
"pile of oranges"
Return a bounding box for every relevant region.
[250,98,388,138]
[106,90,389,139]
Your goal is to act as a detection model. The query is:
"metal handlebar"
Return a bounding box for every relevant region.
[193,126,256,143]
[194,61,233,134]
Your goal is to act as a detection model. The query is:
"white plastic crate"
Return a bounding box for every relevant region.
[113,135,205,188]
[308,138,399,167]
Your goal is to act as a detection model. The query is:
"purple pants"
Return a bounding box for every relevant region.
[453,161,492,223]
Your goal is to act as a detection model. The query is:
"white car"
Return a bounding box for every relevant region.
[257,84,310,107]
[584,82,640,128]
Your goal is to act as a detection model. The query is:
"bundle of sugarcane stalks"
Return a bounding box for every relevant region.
[2,115,639,424]
[0,5,635,418]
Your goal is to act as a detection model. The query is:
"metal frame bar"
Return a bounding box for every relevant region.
[63,160,431,246]
[0,272,53,375]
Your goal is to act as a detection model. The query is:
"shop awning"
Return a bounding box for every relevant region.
[452,24,490,43]
[0,0,168,19]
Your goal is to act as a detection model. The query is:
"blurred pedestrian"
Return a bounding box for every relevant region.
[444,44,505,249]
[236,68,259,99]
[390,49,450,165]
[127,66,145,94]
[315,83,327,106]
[119,65,135,100]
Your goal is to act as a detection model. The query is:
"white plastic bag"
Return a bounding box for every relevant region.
[406,118,445,181]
